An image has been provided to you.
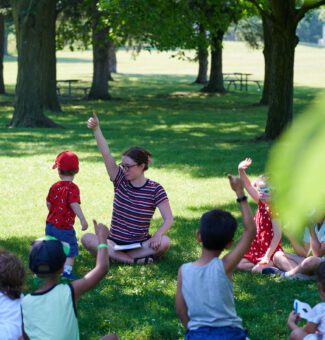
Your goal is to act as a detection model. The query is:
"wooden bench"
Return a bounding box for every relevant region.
[249,80,263,91]
[74,86,91,96]
[224,78,239,90]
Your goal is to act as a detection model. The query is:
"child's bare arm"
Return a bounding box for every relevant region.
[87,112,119,181]
[175,268,189,329]
[238,158,259,203]
[309,225,325,257]
[70,202,88,230]
[286,232,309,257]
[72,220,109,301]
[223,175,256,274]
[259,219,282,264]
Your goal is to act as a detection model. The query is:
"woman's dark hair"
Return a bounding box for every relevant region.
[0,249,25,299]
[316,262,325,290]
[199,209,238,251]
[123,146,152,171]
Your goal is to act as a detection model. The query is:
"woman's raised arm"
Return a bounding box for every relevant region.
[88,112,119,181]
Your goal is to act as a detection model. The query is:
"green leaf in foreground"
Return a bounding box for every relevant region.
[267,93,325,235]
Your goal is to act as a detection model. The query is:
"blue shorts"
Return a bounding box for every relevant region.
[45,223,78,257]
[185,326,247,340]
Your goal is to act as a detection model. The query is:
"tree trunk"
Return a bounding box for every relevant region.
[193,25,208,84]
[260,16,272,105]
[40,1,61,112]
[202,31,225,93]
[193,46,208,84]
[88,5,110,100]
[0,14,5,94]
[264,1,299,139]
[4,28,8,56]
[10,0,59,128]
[107,40,116,81]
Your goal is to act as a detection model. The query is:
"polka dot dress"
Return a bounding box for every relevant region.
[244,201,283,264]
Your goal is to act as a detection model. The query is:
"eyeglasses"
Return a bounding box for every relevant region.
[119,163,138,171]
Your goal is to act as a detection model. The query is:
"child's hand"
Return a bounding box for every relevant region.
[258,255,270,265]
[81,218,88,231]
[287,311,300,328]
[87,112,99,130]
[238,158,252,170]
[228,175,244,195]
[93,219,109,242]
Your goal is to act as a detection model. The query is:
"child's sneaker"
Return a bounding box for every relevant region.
[62,271,79,281]
[262,266,284,275]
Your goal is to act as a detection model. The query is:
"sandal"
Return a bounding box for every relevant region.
[133,256,154,264]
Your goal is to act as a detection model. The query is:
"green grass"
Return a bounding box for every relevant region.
[0,43,324,339]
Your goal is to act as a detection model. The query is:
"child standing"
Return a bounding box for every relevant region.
[46,151,88,280]
[236,158,283,272]
[22,221,118,340]
[0,249,25,340]
[176,175,256,339]
[287,262,325,339]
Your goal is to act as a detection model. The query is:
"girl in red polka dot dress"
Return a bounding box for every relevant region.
[236,158,283,272]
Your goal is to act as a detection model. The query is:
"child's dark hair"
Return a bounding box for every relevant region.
[316,262,325,289]
[59,169,79,176]
[123,146,152,171]
[0,249,25,299]
[199,209,238,251]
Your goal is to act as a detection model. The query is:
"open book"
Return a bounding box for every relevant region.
[294,299,312,320]
[113,243,142,251]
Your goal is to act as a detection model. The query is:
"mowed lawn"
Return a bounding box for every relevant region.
[0,42,324,339]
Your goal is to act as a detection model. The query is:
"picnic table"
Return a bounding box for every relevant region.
[223,73,252,91]
[56,80,90,96]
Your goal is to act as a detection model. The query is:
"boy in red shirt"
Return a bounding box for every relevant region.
[46,151,88,280]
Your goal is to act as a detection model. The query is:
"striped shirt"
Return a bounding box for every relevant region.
[110,168,168,243]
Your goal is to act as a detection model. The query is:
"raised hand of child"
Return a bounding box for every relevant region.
[87,112,99,130]
[93,219,109,242]
[228,175,244,195]
[238,158,252,170]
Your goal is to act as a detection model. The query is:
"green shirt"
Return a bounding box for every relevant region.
[22,283,79,340]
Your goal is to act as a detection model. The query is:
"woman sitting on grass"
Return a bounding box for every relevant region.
[81,113,174,264]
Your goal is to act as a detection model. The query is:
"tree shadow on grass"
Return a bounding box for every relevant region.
[1,208,320,339]
[0,76,322,181]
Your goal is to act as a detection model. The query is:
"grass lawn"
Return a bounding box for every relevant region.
[0,42,324,339]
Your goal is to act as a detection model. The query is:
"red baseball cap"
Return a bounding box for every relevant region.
[52,151,79,171]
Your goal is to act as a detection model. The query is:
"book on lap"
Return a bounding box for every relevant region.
[113,243,142,251]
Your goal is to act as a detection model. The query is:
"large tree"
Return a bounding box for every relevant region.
[249,0,325,139]
[40,0,61,112]
[57,0,111,100]
[0,13,5,94]
[10,0,59,127]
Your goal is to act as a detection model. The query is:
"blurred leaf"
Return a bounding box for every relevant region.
[268,93,325,235]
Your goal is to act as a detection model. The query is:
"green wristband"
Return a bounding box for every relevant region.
[97,243,108,249]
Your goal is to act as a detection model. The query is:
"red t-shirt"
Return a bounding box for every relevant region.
[46,181,80,230]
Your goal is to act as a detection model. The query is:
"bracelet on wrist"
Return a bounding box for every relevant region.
[236,195,248,203]
[97,243,108,249]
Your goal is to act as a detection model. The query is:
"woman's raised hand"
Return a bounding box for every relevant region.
[87,112,99,130]
[238,158,252,170]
